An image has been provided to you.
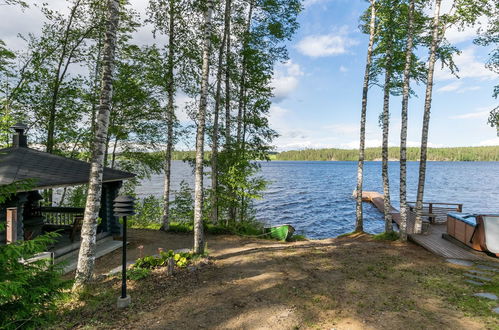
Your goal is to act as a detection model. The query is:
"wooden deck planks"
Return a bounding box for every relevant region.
[361,191,498,262]
[409,225,488,261]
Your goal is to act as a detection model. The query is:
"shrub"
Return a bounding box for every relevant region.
[0,232,71,329]
[126,267,151,281]
[133,250,195,270]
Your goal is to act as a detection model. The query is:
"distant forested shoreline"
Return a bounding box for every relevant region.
[271,146,499,162]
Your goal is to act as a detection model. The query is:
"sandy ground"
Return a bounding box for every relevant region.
[57,229,499,330]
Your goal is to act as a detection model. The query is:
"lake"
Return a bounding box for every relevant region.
[135,161,499,239]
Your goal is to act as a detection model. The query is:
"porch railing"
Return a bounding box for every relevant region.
[40,207,85,226]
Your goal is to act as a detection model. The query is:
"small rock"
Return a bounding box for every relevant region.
[446,259,474,267]
[465,280,485,286]
[473,293,498,300]
[175,248,191,254]
[467,269,494,276]
[464,273,492,282]
[475,265,499,272]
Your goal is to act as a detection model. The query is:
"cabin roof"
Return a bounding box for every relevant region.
[0,146,135,190]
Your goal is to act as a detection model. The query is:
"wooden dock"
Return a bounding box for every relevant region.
[360,191,497,262]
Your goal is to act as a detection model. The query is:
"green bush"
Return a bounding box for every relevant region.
[126,267,151,281]
[0,232,71,329]
[129,195,163,228]
[133,250,194,270]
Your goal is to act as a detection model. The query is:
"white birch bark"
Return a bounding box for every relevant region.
[211,0,231,224]
[161,0,176,231]
[224,4,231,147]
[355,0,376,233]
[399,0,415,241]
[236,1,253,145]
[414,0,441,234]
[382,48,393,233]
[73,0,120,289]
[193,0,213,255]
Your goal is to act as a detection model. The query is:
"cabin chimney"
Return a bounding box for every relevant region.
[11,123,28,148]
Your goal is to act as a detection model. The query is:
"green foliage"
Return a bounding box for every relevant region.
[475,2,499,134]
[129,195,163,228]
[126,267,151,281]
[373,231,400,241]
[133,250,194,270]
[0,232,71,330]
[0,179,34,204]
[274,146,499,161]
[170,180,195,223]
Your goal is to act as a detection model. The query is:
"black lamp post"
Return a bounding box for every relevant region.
[113,195,135,309]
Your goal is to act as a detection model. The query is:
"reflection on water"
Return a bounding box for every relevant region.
[135,161,499,239]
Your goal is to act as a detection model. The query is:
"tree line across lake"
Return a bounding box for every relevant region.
[273,146,499,162]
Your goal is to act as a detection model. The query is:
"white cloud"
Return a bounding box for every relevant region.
[303,0,330,8]
[341,139,382,149]
[437,81,481,93]
[339,65,348,73]
[296,27,358,58]
[479,137,499,146]
[450,106,494,120]
[450,111,489,120]
[268,105,289,128]
[435,48,497,81]
[271,60,304,102]
[437,81,463,92]
[323,123,358,135]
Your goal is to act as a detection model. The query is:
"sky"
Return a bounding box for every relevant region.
[1,0,498,151]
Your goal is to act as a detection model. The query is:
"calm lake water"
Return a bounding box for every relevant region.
[136,161,499,239]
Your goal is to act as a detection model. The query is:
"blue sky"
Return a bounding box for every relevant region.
[270,0,499,150]
[1,0,498,151]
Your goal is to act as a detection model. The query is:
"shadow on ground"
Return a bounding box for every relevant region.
[54,230,499,330]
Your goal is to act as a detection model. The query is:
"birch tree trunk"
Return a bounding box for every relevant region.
[46,0,82,154]
[355,0,376,233]
[193,0,213,255]
[224,2,232,147]
[399,0,415,241]
[414,0,441,234]
[211,0,231,224]
[236,1,253,145]
[73,0,120,289]
[161,0,176,231]
[382,48,393,233]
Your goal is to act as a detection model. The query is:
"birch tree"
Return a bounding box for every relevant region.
[211,0,232,224]
[193,0,214,255]
[399,0,415,241]
[74,0,120,289]
[414,0,487,232]
[355,0,376,233]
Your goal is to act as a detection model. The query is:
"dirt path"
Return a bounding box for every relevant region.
[58,230,498,330]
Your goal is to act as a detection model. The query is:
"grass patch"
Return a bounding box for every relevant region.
[289,234,308,241]
[373,231,399,241]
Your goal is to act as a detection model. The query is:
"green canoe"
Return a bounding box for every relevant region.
[264,224,295,241]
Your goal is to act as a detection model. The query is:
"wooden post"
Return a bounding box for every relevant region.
[6,208,18,244]
[429,203,434,223]
[458,204,463,213]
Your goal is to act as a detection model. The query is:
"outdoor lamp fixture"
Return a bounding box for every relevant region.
[113,195,135,309]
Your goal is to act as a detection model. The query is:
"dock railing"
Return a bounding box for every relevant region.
[407,202,463,226]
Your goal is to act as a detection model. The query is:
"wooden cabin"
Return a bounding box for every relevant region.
[0,123,135,253]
